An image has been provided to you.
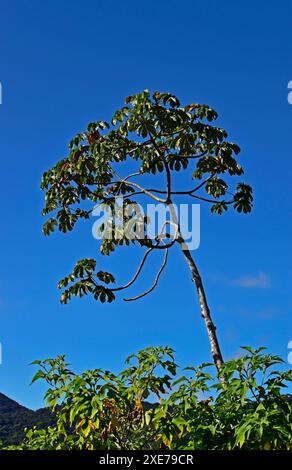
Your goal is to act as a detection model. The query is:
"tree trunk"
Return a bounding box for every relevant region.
[167,202,224,373]
[178,238,224,373]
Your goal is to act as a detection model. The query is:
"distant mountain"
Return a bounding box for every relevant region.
[0,393,56,444]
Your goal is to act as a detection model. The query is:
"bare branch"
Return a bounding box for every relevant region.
[109,165,166,203]
[123,248,169,302]
[122,171,141,182]
[111,246,154,292]
[167,150,209,160]
[189,194,234,204]
[124,174,215,198]
[145,238,177,250]
[114,171,141,196]
[188,174,215,194]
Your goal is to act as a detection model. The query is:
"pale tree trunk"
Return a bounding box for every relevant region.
[168,203,224,373]
[178,238,224,373]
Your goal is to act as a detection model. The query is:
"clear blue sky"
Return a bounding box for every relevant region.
[0,0,291,409]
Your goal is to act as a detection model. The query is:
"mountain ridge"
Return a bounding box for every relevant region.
[0,392,56,444]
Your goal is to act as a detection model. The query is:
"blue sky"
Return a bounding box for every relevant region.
[0,0,291,409]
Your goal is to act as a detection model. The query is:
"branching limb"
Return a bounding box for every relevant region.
[109,165,166,203]
[123,248,169,302]
[124,174,215,198]
[167,150,209,159]
[189,194,234,204]
[111,246,154,292]
[122,171,141,182]
[114,171,141,196]
[145,238,176,250]
[188,174,216,194]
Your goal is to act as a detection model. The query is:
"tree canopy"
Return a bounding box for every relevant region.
[41,90,253,306]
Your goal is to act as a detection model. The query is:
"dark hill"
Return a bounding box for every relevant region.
[0,393,56,444]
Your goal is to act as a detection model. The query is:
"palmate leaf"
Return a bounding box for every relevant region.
[58,258,116,304]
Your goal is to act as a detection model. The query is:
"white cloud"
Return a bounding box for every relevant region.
[232,272,270,288]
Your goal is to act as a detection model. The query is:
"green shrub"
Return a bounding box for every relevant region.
[5,346,292,450]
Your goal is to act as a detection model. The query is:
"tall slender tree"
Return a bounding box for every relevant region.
[41,90,253,372]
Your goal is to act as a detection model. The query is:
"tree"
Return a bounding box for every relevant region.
[41,90,253,373]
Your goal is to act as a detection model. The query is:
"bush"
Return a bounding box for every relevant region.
[5,346,292,450]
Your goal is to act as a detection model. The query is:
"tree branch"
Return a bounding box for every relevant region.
[189,194,234,204]
[123,174,215,198]
[123,248,169,302]
[109,165,166,203]
[111,246,154,292]
[167,150,209,160]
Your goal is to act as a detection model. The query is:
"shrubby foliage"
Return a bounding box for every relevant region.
[5,346,292,450]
